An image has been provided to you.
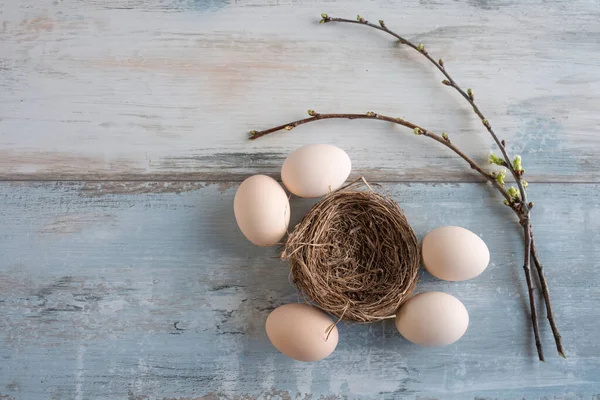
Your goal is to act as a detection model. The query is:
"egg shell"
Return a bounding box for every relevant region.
[281,144,351,198]
[395,292,469,347]
[265,303,338,362]
[234,175,290,247]
[421,226,490,281]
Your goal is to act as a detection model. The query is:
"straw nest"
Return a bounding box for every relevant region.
[283,180,420,323]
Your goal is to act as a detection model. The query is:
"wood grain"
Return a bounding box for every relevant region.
[1,0,599,182]
[1,0,599,398]
[1,181,599,399]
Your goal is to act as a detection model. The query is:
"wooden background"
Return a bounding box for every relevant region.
[1,0,599,399]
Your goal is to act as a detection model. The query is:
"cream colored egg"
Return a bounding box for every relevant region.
[421,226,490,281]
[265,303,338,362]
[395,292,469,347]
[234,175,290,247]
[281,144,351,198]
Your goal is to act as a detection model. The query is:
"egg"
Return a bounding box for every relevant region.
[421,226,490,281]
[281,144,351,198]
[265,303,338,362]
[234,175,290,246]
[395,292,469,347]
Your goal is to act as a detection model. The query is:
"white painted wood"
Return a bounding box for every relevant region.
[1,0,599,181]
[0,181,599,399]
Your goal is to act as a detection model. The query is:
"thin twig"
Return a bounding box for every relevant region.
[250,111,513,202]
[325,16,530,207]
[522,220,544,361]
[322,14,564,359]
[530,230,566,358]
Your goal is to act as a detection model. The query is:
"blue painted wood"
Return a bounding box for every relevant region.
[1,0,599,398]
[1,181,598,399]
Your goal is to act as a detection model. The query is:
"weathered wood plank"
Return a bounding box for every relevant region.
[0,181,598,399]
[1,0,599,182]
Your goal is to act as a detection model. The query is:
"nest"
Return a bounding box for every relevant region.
[283,180,420,322]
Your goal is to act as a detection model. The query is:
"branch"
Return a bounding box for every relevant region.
[522,220,544,361]
[323,15,530,209]
[250,111,512,202]
[530,230,566,358]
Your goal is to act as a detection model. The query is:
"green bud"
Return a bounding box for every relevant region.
[366,111,375,117]
[522,179,528,188]
[513,155,523,172]
[442,79,451,86]
[378,20,386,28]
[417,43,425,52]
[507,186,520,198]
[321,13,328,19]
[413,127,422,135]
[467,88,474,100]
[284,125,293,131]
[489,153,505,166]
[319,18,325,24]
[249,130,258,136]
[496,169,506,186]
[482,119,490,127]
[307,109,316,116]
[442,132,449,141]
[439,58,444,67]
[396,117,403,122]
[503,199,510,206]
[357,14,363,21]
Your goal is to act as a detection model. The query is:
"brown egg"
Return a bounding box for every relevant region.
[265,303,338,362]
[421,226,490,281]
[234,175,290,247]
[395,292,469,347]
[281,144,351,198]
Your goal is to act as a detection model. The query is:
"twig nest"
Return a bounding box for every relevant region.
[283,180,420,322]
